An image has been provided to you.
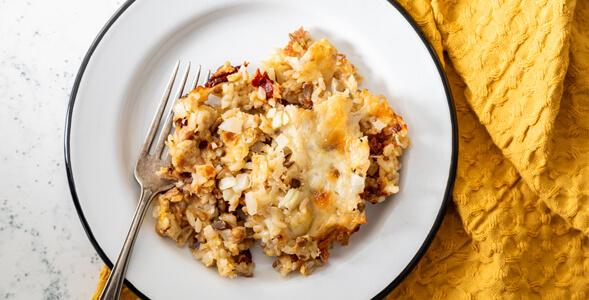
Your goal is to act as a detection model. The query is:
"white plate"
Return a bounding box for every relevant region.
[65,0,457,299]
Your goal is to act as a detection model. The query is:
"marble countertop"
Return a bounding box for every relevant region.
[1,1,124,299]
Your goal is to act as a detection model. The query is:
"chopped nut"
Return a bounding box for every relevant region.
[212,220,228,230]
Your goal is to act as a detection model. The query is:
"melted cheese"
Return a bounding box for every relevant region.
[265,95,370,241]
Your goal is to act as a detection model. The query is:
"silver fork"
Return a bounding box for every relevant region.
[99,61,203,300]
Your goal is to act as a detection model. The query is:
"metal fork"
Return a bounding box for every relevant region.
[99,61,203,300]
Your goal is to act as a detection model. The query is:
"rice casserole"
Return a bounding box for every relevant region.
[152,28,410,278]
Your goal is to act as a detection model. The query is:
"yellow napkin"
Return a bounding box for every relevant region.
[91,266,140,300]
[388,0,589,298]
[93,0,589,298]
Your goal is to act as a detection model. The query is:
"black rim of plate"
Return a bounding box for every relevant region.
[64,1,458,299]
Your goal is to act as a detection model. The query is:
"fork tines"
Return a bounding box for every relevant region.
[140,61,203,160]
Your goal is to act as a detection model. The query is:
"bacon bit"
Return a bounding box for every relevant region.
[205,65,241,88]
[175,118,188,128]
[283,160,295,168]
[368,135,384,155]
[252,69,275,100]
[364,184,381,196]
[290,178,301,189]
[237,250,253,264]
[180,172,192,179]
[363,179,383,204]
[251,69,269,87]
[391,123,402,134]
[383,123,404,135]
[284,27,306,56]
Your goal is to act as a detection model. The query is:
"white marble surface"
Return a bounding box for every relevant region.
[0,1,125,299]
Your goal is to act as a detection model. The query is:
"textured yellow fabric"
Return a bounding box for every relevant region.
[388,0,589,298]
[92,265,142,300]
[93,0,589,298]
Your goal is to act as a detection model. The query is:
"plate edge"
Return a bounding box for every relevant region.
[63,0,150,299]
[371,1,458,299]
[63,1,459,299]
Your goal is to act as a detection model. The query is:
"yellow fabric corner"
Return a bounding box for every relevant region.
[92,266,139,300]
[93,0,589,298]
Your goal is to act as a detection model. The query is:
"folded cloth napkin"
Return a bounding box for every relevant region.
[93,0,589,298]
[91,266,137,300]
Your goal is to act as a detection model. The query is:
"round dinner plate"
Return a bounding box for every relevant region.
[65,0,457,299]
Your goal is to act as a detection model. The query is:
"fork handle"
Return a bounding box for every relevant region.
[99,187,154,300]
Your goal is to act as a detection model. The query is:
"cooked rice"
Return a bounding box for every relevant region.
[152,27,409,278]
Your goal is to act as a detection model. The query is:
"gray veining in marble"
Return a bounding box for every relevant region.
[0,1,124,299]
